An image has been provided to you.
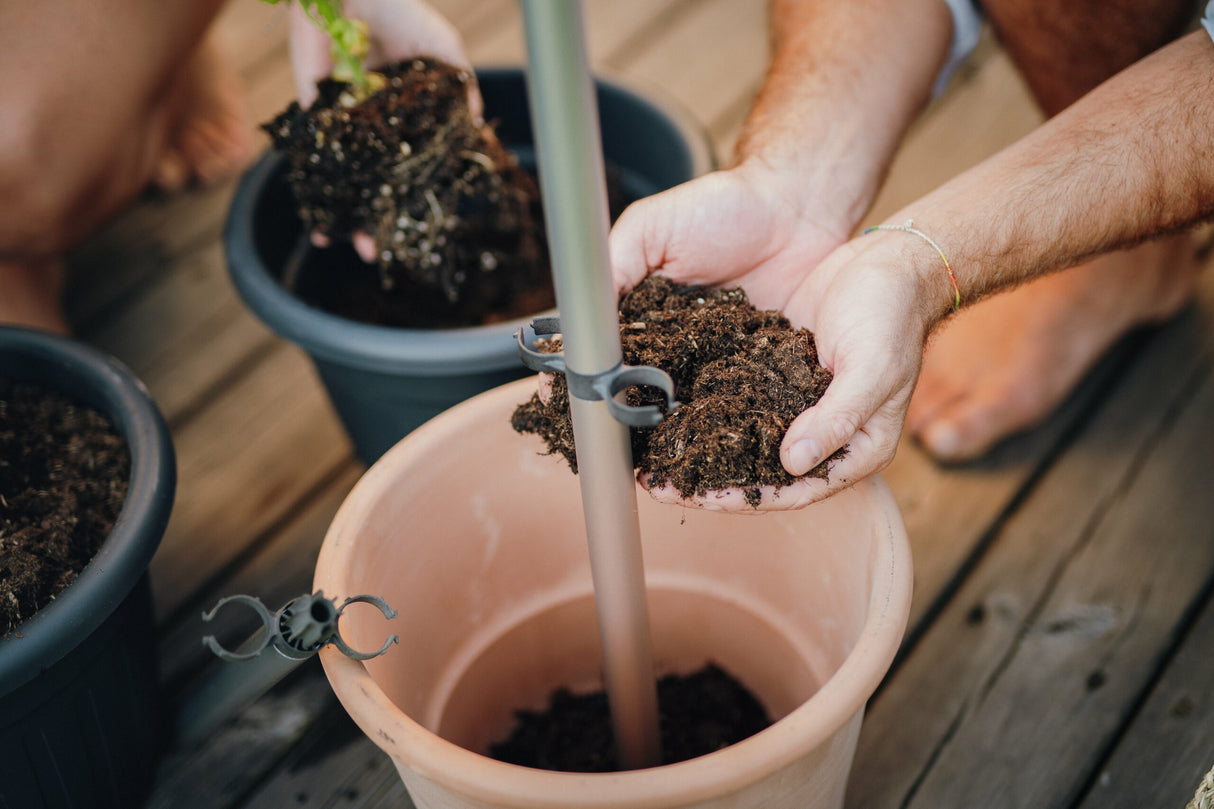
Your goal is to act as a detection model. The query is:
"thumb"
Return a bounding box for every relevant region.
[608,195,670,297]
[780,363,910,485]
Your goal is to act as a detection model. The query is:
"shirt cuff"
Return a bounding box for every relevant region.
[936,0,983,95]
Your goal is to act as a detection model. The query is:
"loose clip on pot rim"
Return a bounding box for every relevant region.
[202,590,398,663]
[517,315,679,427]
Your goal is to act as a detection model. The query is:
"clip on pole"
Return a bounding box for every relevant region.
[518,316,680,427]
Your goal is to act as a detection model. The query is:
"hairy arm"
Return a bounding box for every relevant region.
[779,30,1214,492]
[735,0,955,227]
[611,0,957,312]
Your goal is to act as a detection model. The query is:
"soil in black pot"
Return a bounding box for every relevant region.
[0,380,130,637]
[511,276,845,507]
[266,57,552,327]
[490,663,772,772]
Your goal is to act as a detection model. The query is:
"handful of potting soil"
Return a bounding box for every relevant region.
[265,57,547,306]
[0,380,129,636]
[511,276,845,508]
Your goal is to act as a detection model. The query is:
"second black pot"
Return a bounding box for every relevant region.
[226,67,714,464]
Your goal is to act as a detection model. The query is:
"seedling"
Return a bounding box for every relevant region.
[261,0,386,105]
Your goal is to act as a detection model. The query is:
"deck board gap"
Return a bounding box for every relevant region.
[159,336,281,433]
[1067,568,1214,809]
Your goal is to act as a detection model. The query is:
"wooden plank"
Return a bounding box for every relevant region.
[81,242,277,424]
[147,664,337,809]
[1076,593,1214,809]
[158,462,364,689]
[464,0,694,69]
[149,341,352,620]
[232,705,410,809]
[612,0,768,134]
[845,257,1214,808]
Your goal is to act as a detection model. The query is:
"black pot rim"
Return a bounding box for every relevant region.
[225,65,714,376]
[0,327,176,695]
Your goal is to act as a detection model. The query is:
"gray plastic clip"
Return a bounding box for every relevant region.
[516,317,680,427]
[202,590,398,663]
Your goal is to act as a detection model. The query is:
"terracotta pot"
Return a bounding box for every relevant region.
[0,327,176,809]
[315,378,911,809]
[226,68,713,464]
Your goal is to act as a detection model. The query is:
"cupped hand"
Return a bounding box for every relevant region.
[287,0,477,260]
[611,166,940,511]
[770,236,939,506]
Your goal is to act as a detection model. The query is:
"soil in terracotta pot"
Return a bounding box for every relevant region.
[0,380,129,637]
[511,276,845,507]
[268,56,642,329]
[490,663,772,772]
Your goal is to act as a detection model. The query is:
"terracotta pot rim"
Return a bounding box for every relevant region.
[317,381,911,808]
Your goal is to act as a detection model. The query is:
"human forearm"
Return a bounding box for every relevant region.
[877,30,1214,321]
[735,0,955,233]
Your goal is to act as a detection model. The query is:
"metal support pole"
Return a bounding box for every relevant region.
[520,0,662,770]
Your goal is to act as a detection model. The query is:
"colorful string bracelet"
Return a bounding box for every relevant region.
[862,219,961,312]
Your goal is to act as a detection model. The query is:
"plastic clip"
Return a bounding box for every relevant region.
[516,316,679,427]
[202,591,398,663]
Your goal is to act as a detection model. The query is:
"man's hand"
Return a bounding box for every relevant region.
[609,160,934,512]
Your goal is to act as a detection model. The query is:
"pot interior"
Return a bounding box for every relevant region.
[432,584,818,756]
[323,379,903,765]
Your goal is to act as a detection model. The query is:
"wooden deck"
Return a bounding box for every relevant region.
[64,2,1213,807]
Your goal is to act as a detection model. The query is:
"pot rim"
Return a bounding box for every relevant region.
[224,65,715,377]
[317,380,911,808]
[0,327,176,695]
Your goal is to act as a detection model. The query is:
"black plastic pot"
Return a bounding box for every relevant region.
[226,67,714,464]
[0,327,176,809]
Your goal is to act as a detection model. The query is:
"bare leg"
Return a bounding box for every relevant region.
[906,0,1203,461]
[0,0,250,332]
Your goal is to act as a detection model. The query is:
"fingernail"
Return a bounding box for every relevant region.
[787,439,823,475]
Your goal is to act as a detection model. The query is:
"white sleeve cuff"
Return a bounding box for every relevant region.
[1203,0,1214,42]
[936,0,983,95]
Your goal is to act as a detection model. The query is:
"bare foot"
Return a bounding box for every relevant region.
[907,234,1203,462]
[152,36,254,193]
[0,260,69,335]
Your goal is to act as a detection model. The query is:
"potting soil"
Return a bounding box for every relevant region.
[0,380,129,637]
[511,275,844,507]
[265,57,552,325]
[489,663,771,772]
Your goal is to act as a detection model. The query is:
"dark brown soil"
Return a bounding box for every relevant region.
[511,276,844,507]
[0,381,130,637]
[265,57,551,325]
[489,663,771,772]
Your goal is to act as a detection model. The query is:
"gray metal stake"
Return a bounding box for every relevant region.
[520,0,662,770]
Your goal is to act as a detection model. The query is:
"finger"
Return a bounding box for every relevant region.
[311,232,332,249]
[608,197,666,297]
[287,4,334,109]
[352,231,379,263]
